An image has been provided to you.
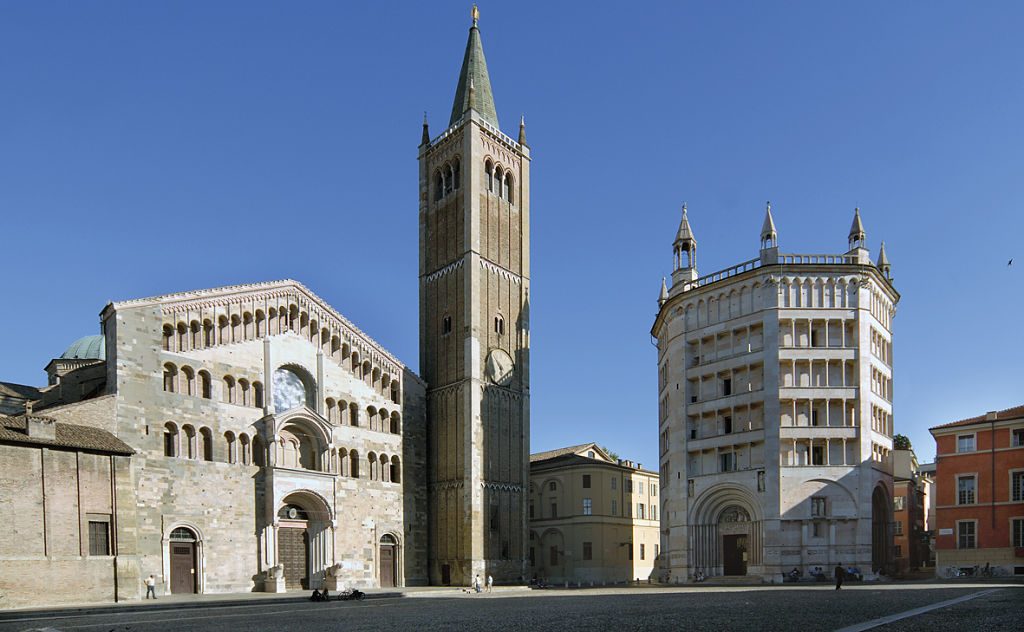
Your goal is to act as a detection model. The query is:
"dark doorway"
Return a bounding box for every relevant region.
[722,534,748,576]
[170,542,196,593]
[441,564,451,585]
[279,527,309,589]
[376,544,391,585]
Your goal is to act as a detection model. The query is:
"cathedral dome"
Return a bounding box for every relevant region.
[60,335,106,360]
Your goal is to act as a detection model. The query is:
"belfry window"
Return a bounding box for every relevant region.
[494,167,504,198]
[434,171,443,201]
[504,172,513,203]
[485,160,494,191]
[494,314,505,336]
[442,315,452,336]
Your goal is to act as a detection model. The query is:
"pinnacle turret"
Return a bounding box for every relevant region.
[848,207,866,250]
[658,277,669,306]
[760,201,778,249]
[877,241,892,281]
[672,204,698,285]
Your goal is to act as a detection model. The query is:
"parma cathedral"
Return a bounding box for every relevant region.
[0,10,530,608]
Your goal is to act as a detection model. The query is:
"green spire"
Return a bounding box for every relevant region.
[449,6,499,128]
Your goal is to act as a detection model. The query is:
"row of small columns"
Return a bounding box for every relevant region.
[780,318,857,348]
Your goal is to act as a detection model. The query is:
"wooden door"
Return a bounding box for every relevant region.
[279,527,309,589]
[722,535,747,576]
[380,545,395,587]
[170,543,196,594]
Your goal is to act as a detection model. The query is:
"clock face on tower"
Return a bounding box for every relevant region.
[485,348,515,386]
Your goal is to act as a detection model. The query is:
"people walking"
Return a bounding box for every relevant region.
[486,574,493,593]
[473,574,482,593]
[834,563,845,590]
[145,574,157,599]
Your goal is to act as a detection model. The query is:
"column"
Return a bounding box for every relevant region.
[825,438,830,465]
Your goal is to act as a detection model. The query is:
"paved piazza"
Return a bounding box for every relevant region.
[1,583,1020,632]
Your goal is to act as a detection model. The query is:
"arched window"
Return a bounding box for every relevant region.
[253,381,264,408]
[453,157,461,190]
[190,321,201,348]
[163,363,177,393]
[331,335,341,359]
[367,406,378,432]
[162,324,173,351]
[485,160,494,191]
[362,361,372,386]
[176,322,187,351]
[390,412,401,435]
[217,316,229,343]
[223,375,236,404]
[255,310,265,337]
[181,366,196,396]
[163,422,178,457]
[349,449,360,478]
[225,431,236,464]
[349,402,360,427]
[239,433,251,465]
[200,427,213,461]
[391,456,401,483]
[391,381,400,404]
[182,424,196,459]
[203,319,214,347]
[239,379,250,406]
[444,164,454,195]
[326,398,337,423]
[504,172,513,203]
[494,314,505,336]
[380,453,390,482]
[494,166,504,198]
[230,314,241,342]
[442,315,452,336]
[434,170,444,201]
[198,371,212,399]
[368,452,377,481]
[338,448,349,476]
[243,312,254,339]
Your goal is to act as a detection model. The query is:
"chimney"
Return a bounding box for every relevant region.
[985,411,998,421]
[25,413,57,441]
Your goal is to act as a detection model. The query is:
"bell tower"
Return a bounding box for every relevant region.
[419,7,531,586]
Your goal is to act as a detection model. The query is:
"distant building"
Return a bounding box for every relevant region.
[892,448,929,572]
[929,405,1024,576]
[918,461,937,566]
[528,443,661,584]
[653,204,899,581]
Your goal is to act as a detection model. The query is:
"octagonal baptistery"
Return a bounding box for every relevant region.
[652,204,899,583]
[100,279,428,596]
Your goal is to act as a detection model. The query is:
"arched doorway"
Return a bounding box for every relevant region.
[871,485,892,574]
[278,504,311,589]
[277,491,333,591]
[379,534,399,587]
[688,485,764,579]
[169,527,198,594]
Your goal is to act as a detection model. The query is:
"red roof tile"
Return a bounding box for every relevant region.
[929,404,1024,431]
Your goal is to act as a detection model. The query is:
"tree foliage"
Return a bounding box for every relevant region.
[599,445,620,461]
[893,434,911,450]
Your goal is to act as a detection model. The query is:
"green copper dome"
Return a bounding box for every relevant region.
[61,335,106,360]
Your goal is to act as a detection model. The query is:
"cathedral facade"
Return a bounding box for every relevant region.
[0,11,528,608]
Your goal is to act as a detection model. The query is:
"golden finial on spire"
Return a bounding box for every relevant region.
[472,4,479,26]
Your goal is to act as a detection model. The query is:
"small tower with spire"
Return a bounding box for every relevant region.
[848,207,869,262]
[877,241,892,282]
[672,204,698,288]
[760,201,779,264]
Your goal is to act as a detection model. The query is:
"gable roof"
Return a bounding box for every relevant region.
[0,414,134,455]
[930,404,1024,431]
[530,442,611,464]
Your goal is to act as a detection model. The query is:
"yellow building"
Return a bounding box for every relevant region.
[529,443,662,584]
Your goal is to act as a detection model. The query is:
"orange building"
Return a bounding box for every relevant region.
[929,405,1024,576]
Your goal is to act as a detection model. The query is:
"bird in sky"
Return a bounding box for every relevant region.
[1009,259,1014,266]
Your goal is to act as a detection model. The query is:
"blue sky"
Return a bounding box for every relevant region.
[1,1,1021,465]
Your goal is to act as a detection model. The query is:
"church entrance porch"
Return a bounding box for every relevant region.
[722,534,748,576]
